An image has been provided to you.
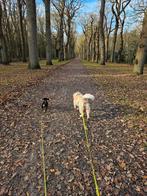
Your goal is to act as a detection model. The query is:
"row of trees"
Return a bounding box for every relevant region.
[77,0,147,74]
[0,0,82,68]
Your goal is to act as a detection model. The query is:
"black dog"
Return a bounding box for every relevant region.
[42,98,49,112]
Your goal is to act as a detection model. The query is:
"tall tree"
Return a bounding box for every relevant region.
[52,0,65,61]
[92,26,97,62]
[26,0,40,69]
[105,13,114,62]
[134,10,147,74]
[110,0,131,62]
[117,8,126,62]
[17,0,26,62]
[0,2,9,64]
[64,0,81,60]
[80,15,89,60]
[87,15,94,61]
[43,0,52,65]
[99,0,106,65]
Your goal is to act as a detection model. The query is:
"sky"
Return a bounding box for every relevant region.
[36,0,99,33]
[36,0,98,14]
[36,0,139,34]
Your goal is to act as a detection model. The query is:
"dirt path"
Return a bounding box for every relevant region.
[0,59,146,195]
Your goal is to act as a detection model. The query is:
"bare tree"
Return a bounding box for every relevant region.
[86,15,94,61]
[79,15,89,60]
[43,0,52,65]
[0,2,8,64]
[105,12,114,61]
[134,10,147,74]
[52,0,65,61]
[26,0,40,69]
[99,0,106,65]
[110,0,131,62]
[64,0,82,60]
[92,25,97,62]
[17,0,26,62]
[79,14,100,62]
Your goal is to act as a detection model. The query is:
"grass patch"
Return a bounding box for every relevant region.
[82,60,135,74]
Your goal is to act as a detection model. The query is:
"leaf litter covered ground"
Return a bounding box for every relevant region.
[0,59,146,195]
[0,60,69,104]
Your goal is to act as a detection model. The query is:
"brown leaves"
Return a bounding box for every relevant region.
[14,159,25,167]
[119,160,126,170]
[49,168,61,176]
[106,163,113,171]
[1,60,146,195]
[55,169,61,176]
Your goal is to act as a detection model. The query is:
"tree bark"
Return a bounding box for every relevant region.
[58,0,65,61]
[111,3,119,63]
[96,27,100,63]
[117,24,124,63]
[59,13,64,61]
[134,11,147,75]
[26,0,40,69]
[44,0,52,65]
[111,0,131,62]
[0,2,8,64]
[99,0,106,65]
[65,17,71,60]
[17,0,26,62]
[118,9,126,63]
[105,15,113,62]
[92,27,96,62]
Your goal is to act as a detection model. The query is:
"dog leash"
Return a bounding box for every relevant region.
[40,114,100,195]
[82,115,101,196]
[40,117,47,196]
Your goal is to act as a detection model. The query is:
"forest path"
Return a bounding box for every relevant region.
[0,59,145,195]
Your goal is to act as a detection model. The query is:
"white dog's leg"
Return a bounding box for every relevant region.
[85,103,90,119]
[79,103,84,118]
[73,99,76,109]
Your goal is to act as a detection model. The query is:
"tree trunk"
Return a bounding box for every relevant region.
[106,34,110,62]
[111,21,119,62]
[65,17,71,60]
[59,13,64,61]
[118,10,126,63]
[117,27,124,63]
[58,0,65,62]
[111,2,120,63]
[44,0,52,65]
[105,15,113,62]
[134,11,147,75]
[84,38,87,60]
[99,0,106,65]
[17,0,26,62]
[87,38,91,61]
[26,0,40,69]
[0,2,8,64]
[92,28,96,62]
[96,27,100,63]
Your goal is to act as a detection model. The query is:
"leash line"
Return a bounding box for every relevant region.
[40,118,47,196]
[82,116,100,196]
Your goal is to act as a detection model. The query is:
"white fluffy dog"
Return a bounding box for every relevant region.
[73,91,95,119]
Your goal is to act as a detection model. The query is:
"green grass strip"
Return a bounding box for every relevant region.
[82,116,100,196]
[41,119,47,196]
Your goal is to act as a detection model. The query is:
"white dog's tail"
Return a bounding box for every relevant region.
[83,94,95,101]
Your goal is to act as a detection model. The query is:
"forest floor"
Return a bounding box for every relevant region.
[0,59,69,104]
[0,59,146,195]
